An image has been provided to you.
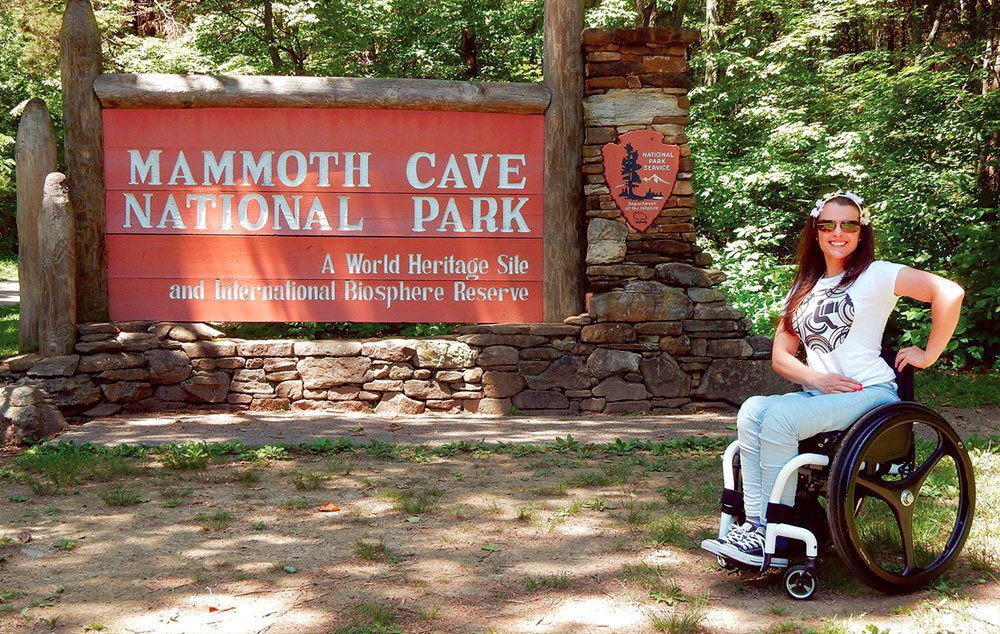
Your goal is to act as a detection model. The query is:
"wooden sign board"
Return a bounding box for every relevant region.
[103,108,544,322]
[602,130,679,232]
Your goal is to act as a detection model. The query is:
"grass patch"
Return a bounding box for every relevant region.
[100,486,144,506]
[194,510,233,531]
[917,368,1000,407]
[647,603,707,633]
[523,572,569,591]
[282,496,311,510]
[648,514,690,548]
[159,443,211,470]
[384,486,444,514]
[354,539,403,563]
[0,304,17,357]
[290,470,326,491]
[53,539,78,551]
[331,599,403,634]
[0,255,16,281]
[233,468,262,485]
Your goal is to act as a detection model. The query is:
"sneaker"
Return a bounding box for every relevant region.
[717,525,789,568]
[700,521,753,557]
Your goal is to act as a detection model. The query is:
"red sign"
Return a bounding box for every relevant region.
[103,108,544,322]
[602,130,679,232]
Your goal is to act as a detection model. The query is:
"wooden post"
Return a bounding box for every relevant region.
[37,173,77,357]
[61,0,108,322]
[543,0,584,321]
[14,99,57,352]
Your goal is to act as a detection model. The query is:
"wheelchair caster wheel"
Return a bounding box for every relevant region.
[783,565,817,600]
[716,555,738,571]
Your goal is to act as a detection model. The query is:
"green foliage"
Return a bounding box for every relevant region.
[686,0,1000,367]
[0,304,17,356]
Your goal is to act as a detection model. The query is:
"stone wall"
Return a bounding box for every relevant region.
[1,320,778,419]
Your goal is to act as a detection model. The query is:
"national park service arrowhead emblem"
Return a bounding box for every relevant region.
[602,130,680,232]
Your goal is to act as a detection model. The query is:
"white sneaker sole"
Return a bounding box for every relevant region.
[717,542,788,568]
[700,538,725,556]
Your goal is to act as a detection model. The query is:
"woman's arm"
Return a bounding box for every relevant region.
[772,322,862,393]
[893,267,965,371]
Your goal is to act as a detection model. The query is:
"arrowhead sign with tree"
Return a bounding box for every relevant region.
[602,129,680,232]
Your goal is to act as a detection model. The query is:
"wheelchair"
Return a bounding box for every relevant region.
[706,350,976,600]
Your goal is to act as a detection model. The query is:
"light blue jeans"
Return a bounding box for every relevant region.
[736,382,900,521]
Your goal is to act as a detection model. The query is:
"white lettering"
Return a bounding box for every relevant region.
[128,149,162,185]
[498,154,527,189]
[202,150,234,186]
[277,150,308,187]
[406,152,436,189]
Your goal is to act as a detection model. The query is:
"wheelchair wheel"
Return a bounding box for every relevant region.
[783,564,817,600]
[827,403,976,594]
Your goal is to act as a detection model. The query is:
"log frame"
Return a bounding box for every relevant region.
[94,74,551,114]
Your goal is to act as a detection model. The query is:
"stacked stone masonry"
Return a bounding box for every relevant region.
[1,319,780,418]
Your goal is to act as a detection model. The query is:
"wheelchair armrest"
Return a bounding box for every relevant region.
[880,348,915,401]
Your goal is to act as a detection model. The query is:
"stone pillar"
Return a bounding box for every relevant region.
[579,28,789,402]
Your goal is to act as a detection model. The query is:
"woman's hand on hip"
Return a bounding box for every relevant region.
[895,346,934,371]
[811,372,863,394]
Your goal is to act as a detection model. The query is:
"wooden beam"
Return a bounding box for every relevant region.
[14,99,57,352]
[61,0,108,322]
[94,74,552,114]
[542,0,585,321]
[37,173,77,357]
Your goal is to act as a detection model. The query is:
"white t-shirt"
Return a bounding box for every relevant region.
[788,260,906,388]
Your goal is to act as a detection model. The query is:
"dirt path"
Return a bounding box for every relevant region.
[55,406,998,449]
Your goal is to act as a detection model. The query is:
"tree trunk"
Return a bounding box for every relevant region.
[60,0,108,323]
[462,28,479,78]
[542,0,584,321]
[37,173,77,357]
[262,0,283,73]
[704,0,720,85]
[14,99,57,353]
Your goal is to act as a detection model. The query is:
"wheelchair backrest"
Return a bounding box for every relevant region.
[879,349,915,401]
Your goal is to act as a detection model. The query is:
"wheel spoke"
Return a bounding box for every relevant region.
[894,507,920,574]
[855,473,897,507]
[901,439,946,495]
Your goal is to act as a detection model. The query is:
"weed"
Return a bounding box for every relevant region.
[764,622,803,634]
[656,484,694,504]
[84,623,107,632]
[194,510,234,531]
[648,515,689,548]
[618,563,666,587]
[354,538,403,563]
[326,457,355,476]
[243,444,291,461]
[234,468,262,485]
[40,614,62,629]
[291,470,326,491]
[100,486,144,506]
[0,535,16,548]
[24,476,59,496]
[516,504,539,522]
[332,599,403,634]
[253,521,266,530]
[282,497,311,510]
[385,486,443,514]
[647,604,706,633]
[364,439,403,460]
[53,539,77,551]
[625,509,649,527]
[523,572,570,591]
[161,486,193,508]
[0,589,21,602]
[418,605,441,620]
[566,471,612,487]
[158,443,211,470]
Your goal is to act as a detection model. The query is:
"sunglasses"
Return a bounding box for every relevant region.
[815,219,862,233]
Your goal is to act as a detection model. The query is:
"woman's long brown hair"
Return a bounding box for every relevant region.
[780,196,877,336]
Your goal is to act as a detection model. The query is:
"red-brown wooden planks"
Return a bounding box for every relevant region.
[103,108,544,323]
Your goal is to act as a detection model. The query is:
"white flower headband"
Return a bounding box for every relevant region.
[810,191,871,225]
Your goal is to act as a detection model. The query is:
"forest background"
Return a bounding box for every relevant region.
[1,0,997,369]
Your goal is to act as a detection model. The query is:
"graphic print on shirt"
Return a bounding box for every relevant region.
[793,287,855,354]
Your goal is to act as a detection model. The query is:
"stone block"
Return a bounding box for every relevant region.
[581,323,636,343]
[237,341,294,357]
[182,341,237,358]
[707,339,753,358]
[640,353,690,398]
[182,371,231,403]
[513,390,569,410]
[78,352,146,373]
[464,397,510,415]
[416,340,477,368]
[688,287,726,303]
[604,400,652,414]
[388,364,414,380]
[361,339,418,361]
[586,218,629,265]
[659,335,691,355]
[96,368,150,382]
[75,339,124,353]
[265,370,299,382]
[275,380,303,400]
[101,381,153,403]
[527,355,591,390]
[435,370,465,382]
[635,322,683,335]
[363,379,405,392]
[695,359,796,404]
[292,341,362,356]
[477,346,519,366]
[463,367,484,383]
[78,323,119,336]
[592,376,648,401]
[216,357,246,369]
[117,332,160,351]
[327,386,361,401]
[141,348,191,384]
[298,357,372,389]
[482,371,527,398]
[584,89,686,126]
[250,397,290,412]
[579,398,606,412]
[26,355,80,377]
[1,385,67,446]
[375,392,425,414]
[263,357,297,372]
[655,263,725,287]
[586,349,641,378]
[694,304,744,320]
[155,384,188,402]
[404,380,452,400]
[227,393,254,405]
[590,281,693,322]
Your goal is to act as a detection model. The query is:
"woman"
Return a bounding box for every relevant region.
[702,191,965,567]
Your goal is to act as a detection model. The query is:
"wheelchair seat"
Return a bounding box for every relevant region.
[798,349,915,458]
